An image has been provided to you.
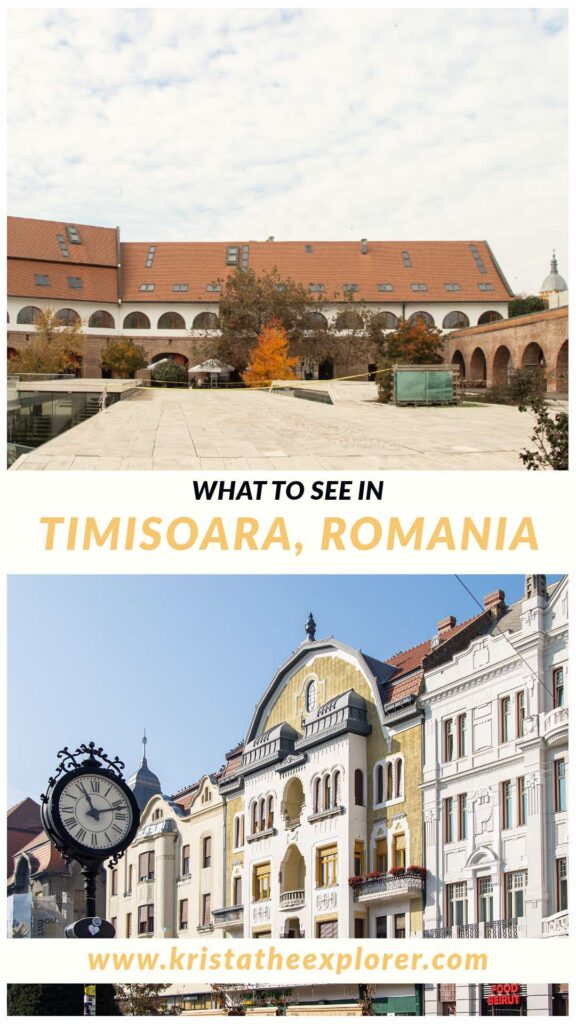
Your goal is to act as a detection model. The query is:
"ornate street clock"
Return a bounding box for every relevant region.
[41,742,140,924]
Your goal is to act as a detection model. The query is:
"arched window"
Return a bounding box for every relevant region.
[333,770,341,806]
[152,808,163,820]
[158,311,185,330]
[89,310,115,329]
[251,802,258,834]
[443,311,469,330]
[395,759,403,799]
[408,311,435,327]
[56,308,80,326]
[123,311,151,330]
[193,311,219,330]
[17,306,41,325]
[335,309,363,331]
[305,679,317,713]
[304,310,328,330]
[387,763,394,802]
[354,769,364,806]
[376,764,384,805]
[313,777,321,814]
[478,310,503,325]
[259,798,266,832]
[372,311,399,330]
[324,773,332,810]
[267,795,274,830]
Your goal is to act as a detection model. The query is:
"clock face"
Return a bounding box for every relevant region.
[56,773,135,853]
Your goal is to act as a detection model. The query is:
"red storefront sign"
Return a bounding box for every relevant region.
[487,984,521,1007]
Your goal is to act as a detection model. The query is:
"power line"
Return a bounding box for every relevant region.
[453,575,557,702]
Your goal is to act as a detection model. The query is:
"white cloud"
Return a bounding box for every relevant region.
[7,7,568,293]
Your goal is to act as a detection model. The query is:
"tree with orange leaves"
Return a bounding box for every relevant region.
[243,320,298,386]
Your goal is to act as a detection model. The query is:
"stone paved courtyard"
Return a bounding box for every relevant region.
[10,383,547,471]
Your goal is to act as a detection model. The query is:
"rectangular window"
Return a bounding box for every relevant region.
[401,251,411,267]
[206,283,222,292]
[517,777,527,826]
[309,283,325,293]
[343,283,358,292]
[516,691,525,737]
[226,246,239,265]
[34,274,50,286]
[56,233,70,257]
[444,797,454,843]
[469,244,487,273]
[394,912,406,938]
[233,876,243,906]
[202,893,211,927]
[457,714,467,757]
[500,696,512,742]
[179,898,188,930]
[317,844,338,887]
[316,918,338,938]
[138,903,154,935]
[477,876,494,924]
[447,882,467,927]
[410,283,428,291]
[67,277,83,289]
[145,245,156,268]
[502,781,513,829]
[555,760,566,812]
[111,869,117,896]
[478,282,494,290]
[253,863,271,901]
[127,865,133,892]
[354,840,365,877]
[557,858,568,912]
[139,850,155,882]
[553,667,565,708]
[203,835,212,867]
[444,283,462,291]
[172,283,189,292]
[138,283,155,292]
[66,225,82,245]
[377,282,394,292]
[505,870,527,918]
[375,915,387,938]
[126,913,132,938]
[354,917,366,937]
[375,838,387,874]
[182,844,190,876]
[458,794,468,840]
[392,833,406,869]
[444,718,454,761]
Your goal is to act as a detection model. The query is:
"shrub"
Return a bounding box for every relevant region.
[151,359,188,387]
[485,368,545,406]
[519,399,568,471]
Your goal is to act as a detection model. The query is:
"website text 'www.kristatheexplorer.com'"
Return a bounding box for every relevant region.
[87,944,488,978]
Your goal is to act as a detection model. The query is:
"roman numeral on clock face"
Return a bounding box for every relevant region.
[90,779,101,793]
[91,833,98,846]
[64,816,76,829]
[115,811,128,820]
[76,827,87,842]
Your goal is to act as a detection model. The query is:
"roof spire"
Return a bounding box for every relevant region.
[551,250,558,275]
[305,612,316,642]
[141,729,148,766]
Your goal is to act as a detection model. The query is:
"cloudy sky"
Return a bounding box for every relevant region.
[8,8,568,294]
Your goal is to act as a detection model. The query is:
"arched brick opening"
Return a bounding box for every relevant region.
[151,352,189,368]
[521,342,545,370]
[470,347,487,384]
[7,346,19,360]
[493,345,512,386]
[555,340,568,394]
[451,349,465,380]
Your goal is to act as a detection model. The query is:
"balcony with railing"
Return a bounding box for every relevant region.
[279,890,305,911]
[542,705,568,746]
[351,870,425,903]
[542,910,568,937]
[212,905,244,928]
[424,919,523,939]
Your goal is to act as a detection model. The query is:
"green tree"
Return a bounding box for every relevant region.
[8,307,84,375]
[519,399,568,470]
[372,316,444,402]
[115,984,180,1015]
[151,358,188,387]
[100,339,148,378]
[508,295,548,318]
[216,267,321,370]
[7,984,121,1016]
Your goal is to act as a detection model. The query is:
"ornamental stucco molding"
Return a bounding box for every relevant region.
[252,903,271,923]
[316,889,338,912]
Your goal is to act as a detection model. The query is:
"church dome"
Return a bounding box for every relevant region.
[541,252,567,293]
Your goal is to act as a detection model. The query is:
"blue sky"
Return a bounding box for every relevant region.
[7,8,568,294]
[7,574,561,807]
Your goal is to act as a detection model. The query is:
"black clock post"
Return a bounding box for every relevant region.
[41,741,140,938]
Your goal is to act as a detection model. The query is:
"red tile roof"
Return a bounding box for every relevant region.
[8,260,118,303]
[8,830,67,882]
[7,798,43,877]
[119,239,512,304]
[8,217,118,266]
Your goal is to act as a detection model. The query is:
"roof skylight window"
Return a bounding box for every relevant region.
[377,283,394,292]
[444,283,461,291]
[67,277,83,289]
[56,234,70,257]
[139,283,155,292]
[469,244,487,274]
[226,246,239,266]
[34,274,50,286]
[411,283,428,291]
[172,283,189,292]
[145,245,156,268]
[207,283,222,292]
[478,282,495,291]
[66,225,82,245]
[343,283,358,292]
[309,283,325,292]
[401,251,412,267]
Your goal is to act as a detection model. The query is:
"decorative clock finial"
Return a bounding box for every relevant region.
[305,612,316,642]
